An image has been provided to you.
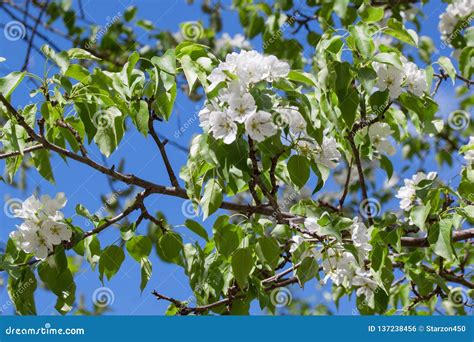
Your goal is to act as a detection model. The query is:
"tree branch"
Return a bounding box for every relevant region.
[148,114,180,188]
[21,0,49,71]
[0,144,44,159]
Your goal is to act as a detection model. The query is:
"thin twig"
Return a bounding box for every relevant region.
[21,0,49,71]
[148,113,180,188]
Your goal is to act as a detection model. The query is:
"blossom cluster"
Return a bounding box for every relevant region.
[438,0,474,42]
[9,193,72,259]
[301,217,377,301]
[199,50,293,144]
[396,171,437,211]
[373,56,428,99]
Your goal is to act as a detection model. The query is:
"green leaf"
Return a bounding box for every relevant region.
[153,72,176,120]
[437,56,456,83]
[287,155,310,188]
[80,235,101,270]
[409,270,434,297]
[184,219,209,240]
[38,250,76,314]
[124,6,138,21]
[65,64,90,82]
[32,149,55,183]
[349,23,374,58]
[180,55,199,93]
[384,18,418,46]
[380,155,393,181]
[339,90,359,127]
[158,232,183,263]
[214,219,242,257]
[459,47,473,78]
[428,219,455,261]
[358,67,377,94]
[93,106,122,157]
[0,71,25,97]
[255,236,281,270]
[140,257,152,292]
[231,248,254,289]
[296,257,319,286]
[410,204,431,232]
[130,100,149,136]
[99,245,125,281]
[200,179,223,219]
[7,268,37,315]
[67,48,101,60]
[287,70,317,86]
[42,45,70,73]
[359,4,384,23]
[373,52,402,68]
[126,236,152,263]
[151,49,176,75]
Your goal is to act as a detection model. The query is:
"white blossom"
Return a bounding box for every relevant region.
[352,270,378,301]
[439,0,474,41]
[373,62,403,99]
[315,137,341,169]
[209,111,238,144]
[207,50,289,90]
[322,249,357,286]
[245,110,277,142]
[227,92,256,123]
[204,51,290,144]
[42,219,72,246]
[402,61,428,97]
[368,122,396,156]
[351,217,372,261]
[276,106,306,134]
[265,55,291,82]
[296,136,341,169]
[395,171,437,211]
[198,107,212,131]
[13,193,66,222]
[9,193,71,260]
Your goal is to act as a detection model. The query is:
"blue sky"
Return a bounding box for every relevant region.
[0,0,466,315]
